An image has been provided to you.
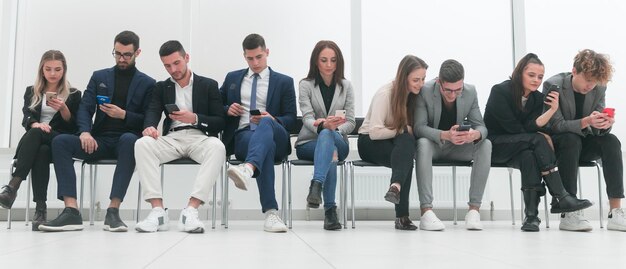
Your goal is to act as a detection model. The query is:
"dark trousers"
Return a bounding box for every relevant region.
[490,133,557,193]
[553,133,624,199]
[234,118,290,213]
[13,128,59,202]
[357,133,415,218]
[52,132,139,201]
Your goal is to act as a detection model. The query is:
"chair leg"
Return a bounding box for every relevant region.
[543,194,550,228]
[136,183,142,222]
[212,181,217,229]
[7,161,13,229]
[340,163,346,228]
[578,167,584,198]
[288,162,292,229]
[350,162,355,229]
[452,166,457,225]
[90,165,96,226]
[80,162,85,215]
[224,162,229,229]
[281,162,287,223]
[25,175,31,226]
[596,164,604,228]
[508,168,515,225]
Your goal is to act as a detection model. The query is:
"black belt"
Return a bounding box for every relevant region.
[169,125,197,132]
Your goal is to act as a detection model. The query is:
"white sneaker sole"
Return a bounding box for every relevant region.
[103,225,128,232]
[559,224,593,232]
[227,168,249,191]
[135,224,169,233]
[264,226,288,233]
[39,224,84,232]
[607,223,626,231]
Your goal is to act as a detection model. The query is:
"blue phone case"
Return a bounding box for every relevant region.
[96,95,111,105]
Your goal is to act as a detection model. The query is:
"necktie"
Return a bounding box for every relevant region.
[250,73,259,130]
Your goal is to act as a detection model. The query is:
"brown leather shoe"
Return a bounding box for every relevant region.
[384,185,400,204]
[395,216,417,230]
[0,185,17,209]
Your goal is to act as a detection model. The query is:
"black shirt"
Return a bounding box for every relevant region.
[574,91,585,120]
[99,65,136,134]
[317,76,336,114]
[438,98,457,130]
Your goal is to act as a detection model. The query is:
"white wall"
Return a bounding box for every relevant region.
[0,0,624,217]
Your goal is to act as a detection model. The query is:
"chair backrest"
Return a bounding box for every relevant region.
[292,116,303,136]
[349,117,364,136]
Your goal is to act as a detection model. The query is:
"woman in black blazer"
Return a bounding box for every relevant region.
[0,50,81,230]
[484,53,591,232]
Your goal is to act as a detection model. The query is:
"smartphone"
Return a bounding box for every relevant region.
[250,109,261,116]
[164,104,180,114]
[334,110,346,118]
[96,95,111,105]
[457,122,471,132]
[603,107,615,118]
[45,92,57,102]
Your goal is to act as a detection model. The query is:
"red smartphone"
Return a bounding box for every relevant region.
[603,107,615,118]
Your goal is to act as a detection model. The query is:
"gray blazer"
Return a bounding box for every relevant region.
[414,79,487,145]
[543,72,610,136]
[295,78,356,146]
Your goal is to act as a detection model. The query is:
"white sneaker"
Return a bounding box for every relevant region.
[264,209,288,233]
[135,207,169,232]
[607,208,626,231]
[464,209,483,230]
[559,210,592,231]
[419,210,445,231]
[227,164,252,191]
[178,207,205,233]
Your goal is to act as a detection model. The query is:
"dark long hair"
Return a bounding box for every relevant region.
[391,55,428,131]
[511,53,543,111]
[304,40,345,86]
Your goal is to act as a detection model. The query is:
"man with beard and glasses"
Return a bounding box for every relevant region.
[40,31,155,232]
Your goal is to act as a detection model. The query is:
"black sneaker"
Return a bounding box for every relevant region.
[32,202,47,231]
[103,207,128,232]
[39,207,84,232]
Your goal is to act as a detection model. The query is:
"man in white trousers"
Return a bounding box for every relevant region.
[134,40,225,233]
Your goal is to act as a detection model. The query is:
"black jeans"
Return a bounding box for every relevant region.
[358,133,415,218]
[553,133,624,199]
[13,128,59,202]
[490,133,557,194]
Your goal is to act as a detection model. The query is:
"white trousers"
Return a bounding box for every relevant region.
[134,129,226,203]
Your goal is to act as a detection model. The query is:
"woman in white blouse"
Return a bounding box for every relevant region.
[358,55,428,230]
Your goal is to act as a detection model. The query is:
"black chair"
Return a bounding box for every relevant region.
[577,160,604,228]
[287,116,355,228]
[136,157,218,229]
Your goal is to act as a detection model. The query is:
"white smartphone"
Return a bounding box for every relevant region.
[334,110,346,118]
[45,92,57,102]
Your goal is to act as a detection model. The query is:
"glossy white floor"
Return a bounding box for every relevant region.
[1,219,626,269]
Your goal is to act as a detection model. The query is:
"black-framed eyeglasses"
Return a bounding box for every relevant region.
[112,49,135,60]
[442,86,463,96]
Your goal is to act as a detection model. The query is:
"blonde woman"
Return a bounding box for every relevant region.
[0,50,81,230]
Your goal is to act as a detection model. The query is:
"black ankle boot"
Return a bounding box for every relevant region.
[324,206,341,230]
[521,190,541,232]
[0,185,17,209]
[543,171,592,213]
[307,180,323,208]
[32,201,47,231]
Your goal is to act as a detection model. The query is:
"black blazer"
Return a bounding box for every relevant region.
[144,73,225,137]
[484,80,545,138]
[22,86,82,134]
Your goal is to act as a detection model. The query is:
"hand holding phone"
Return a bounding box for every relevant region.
[457,123,471,132]
[96,95,111,105]
[164,104,180,114]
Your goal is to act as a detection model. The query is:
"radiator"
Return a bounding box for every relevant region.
[351,166,477,207]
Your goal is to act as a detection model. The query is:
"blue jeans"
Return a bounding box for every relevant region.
[295,129,349,209]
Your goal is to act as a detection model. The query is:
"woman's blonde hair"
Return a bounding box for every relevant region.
[29,50,71,111]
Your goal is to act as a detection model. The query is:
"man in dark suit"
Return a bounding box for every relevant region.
[134,40,225,234]
[221,33,296,232]
[414,60,491,231]
[40,31,155,232]
[545,49,625,232]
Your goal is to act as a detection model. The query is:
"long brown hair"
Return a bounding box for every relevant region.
[510,53,542,111]
[304,40,345,86]
[390,55,428,131]
[29,50,71,111]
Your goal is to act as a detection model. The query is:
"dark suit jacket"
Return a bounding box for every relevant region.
[144,73,224,136]
[415,79,487,144]
[77,67,155,135]
[22,86,82,134]
[220,67,296,155]
[543,72,610,136]
[484,80,545,138]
